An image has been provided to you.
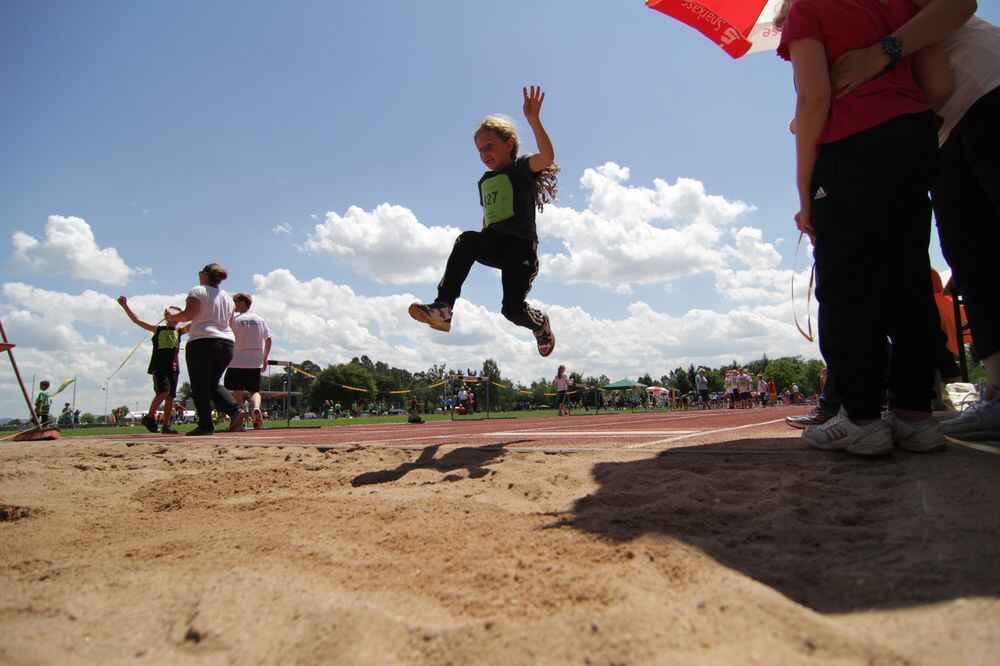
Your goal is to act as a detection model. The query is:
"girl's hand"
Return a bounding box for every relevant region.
[117,295,127,306]
[795,210,816,245]
[831,44,887,99]
[523,85,545,122]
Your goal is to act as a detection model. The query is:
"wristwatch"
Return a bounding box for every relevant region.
[880,36,903,71]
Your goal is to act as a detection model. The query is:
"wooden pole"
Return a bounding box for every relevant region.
[0,319,40,427]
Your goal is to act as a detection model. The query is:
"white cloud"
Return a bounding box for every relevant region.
[538,163,757,292]
[302,204,461,284]
[0,164,825,419]
[273,222,292,234]
[295,164,772,299]
[10,215,150,285]
[714,227,813,304]
[0,268,820,419]
[245,268,818,386]
[0,284,199,420]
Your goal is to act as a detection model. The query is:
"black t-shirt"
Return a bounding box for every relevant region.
[478,155,540,241]
[148,326,182,374]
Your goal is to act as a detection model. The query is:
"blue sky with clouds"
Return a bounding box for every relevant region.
[2,0,996,418]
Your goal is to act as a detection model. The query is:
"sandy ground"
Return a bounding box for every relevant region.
[1,420,999,665]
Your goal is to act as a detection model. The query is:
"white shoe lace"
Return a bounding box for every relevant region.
[959,385,999,417]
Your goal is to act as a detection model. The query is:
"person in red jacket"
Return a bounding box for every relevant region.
[776,0,951,456]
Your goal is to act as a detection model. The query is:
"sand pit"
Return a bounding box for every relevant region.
[1,412,998,664]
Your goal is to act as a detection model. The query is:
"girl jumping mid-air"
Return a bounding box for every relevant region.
[409,85,559,357]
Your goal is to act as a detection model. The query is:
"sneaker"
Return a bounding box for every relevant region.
[802,408,893,456]
[786,406,837,430]
[534,315,555,357]
[161,425,179,435]
[141,414,158,433]
[228,410,247,432]
[884,412,947,453]
[252,408,264,430]
[408,302,452,332]
[941,384,1000,441]
[185,427,214,437]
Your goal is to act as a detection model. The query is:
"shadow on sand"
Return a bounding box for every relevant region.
[564,437,1000,613]
[351,442,528,487]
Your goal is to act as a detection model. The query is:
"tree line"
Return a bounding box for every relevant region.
[207,354,831,414]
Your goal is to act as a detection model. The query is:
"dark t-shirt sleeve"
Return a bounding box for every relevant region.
[777,1,824,61]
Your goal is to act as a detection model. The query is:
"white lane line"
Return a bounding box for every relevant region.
[220,429,696,447]
[212,416,787,448]
[629,418,788,449]
[481,430,697,437]
[501,416,657,432]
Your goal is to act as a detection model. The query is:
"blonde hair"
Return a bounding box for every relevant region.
[774,0,794,30]
[474,115,559,212]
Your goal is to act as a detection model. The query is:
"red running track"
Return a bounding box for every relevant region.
[116,405,812,454]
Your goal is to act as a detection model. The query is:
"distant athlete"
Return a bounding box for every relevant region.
[34,380,52,427]
[552,364,570,416]
[118,296,188,434]
[224,293,272,430]
[409,86,559,357]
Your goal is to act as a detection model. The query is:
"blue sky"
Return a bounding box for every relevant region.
[2,1,996,419]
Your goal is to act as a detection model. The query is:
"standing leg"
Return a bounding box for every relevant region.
[186,339,215,431]
[205,340,239,421]
[935,87,1000,441]
[934,87,1000,378]
[883,115,940,415]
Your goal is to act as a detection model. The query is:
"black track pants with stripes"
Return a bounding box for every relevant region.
[436,228,547,333]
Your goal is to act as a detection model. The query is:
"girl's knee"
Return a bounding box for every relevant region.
[500,303,525,321]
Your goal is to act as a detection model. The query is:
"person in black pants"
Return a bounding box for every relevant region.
[167,263,244,436]
[409,86,558,357]
[777,0,949,456]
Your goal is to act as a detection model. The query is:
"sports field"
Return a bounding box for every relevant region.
[2,406,998,664]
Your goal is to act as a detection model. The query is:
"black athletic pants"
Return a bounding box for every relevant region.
[932,85,1000,363]
[185,337,238,431]
[811,111,941,420]
[436,228,547,332]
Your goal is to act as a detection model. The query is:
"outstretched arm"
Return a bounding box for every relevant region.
[830,0,975,98]
[117,296,158,332]
[167,295,201,324]
[523,85,555,173]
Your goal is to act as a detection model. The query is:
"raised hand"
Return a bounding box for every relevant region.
[522,85,545,123]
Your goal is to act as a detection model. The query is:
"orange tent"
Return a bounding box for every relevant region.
[931,268,972,357]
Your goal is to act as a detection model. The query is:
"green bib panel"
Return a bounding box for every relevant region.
[480,173,515,225]
[156,329,179,350]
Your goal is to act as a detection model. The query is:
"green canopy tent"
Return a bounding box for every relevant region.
[603,379,647,390]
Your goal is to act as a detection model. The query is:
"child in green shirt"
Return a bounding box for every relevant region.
[34,380,52,426]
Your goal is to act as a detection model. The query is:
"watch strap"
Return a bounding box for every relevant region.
[880,36,903,71]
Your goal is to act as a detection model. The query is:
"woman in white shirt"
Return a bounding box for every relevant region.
[167,263,244,436]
